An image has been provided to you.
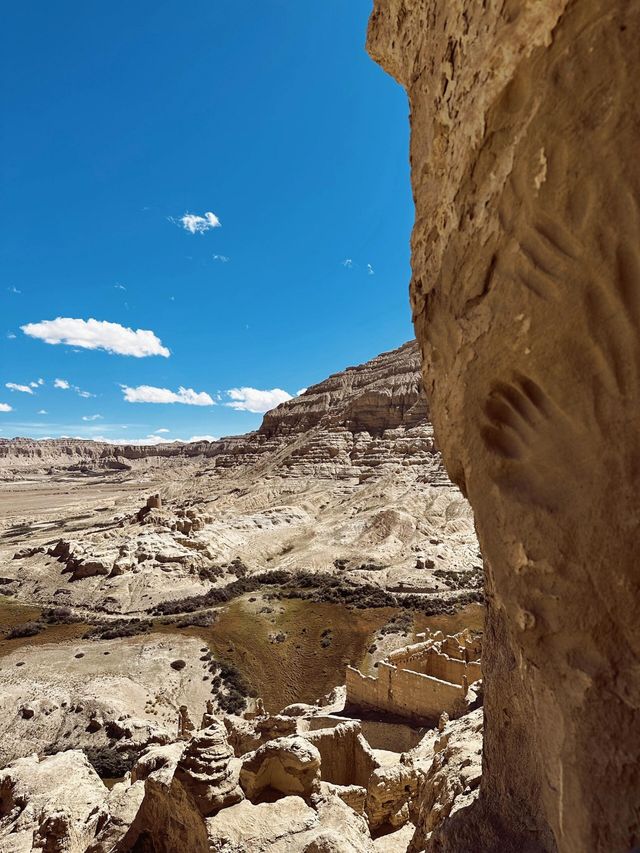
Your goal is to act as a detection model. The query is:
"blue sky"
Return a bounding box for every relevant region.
[1,1,413,443]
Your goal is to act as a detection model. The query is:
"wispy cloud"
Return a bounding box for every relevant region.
[172,211,222,235]
[367,263,375,275]
[6,333,16,340]
[121,385,215,406]
[6,382,33,395]
[90,434,218,446]
[341,258,353,269]
[37,409,47,415]
[114,283,126,291]
[54,378,94,398]
[7,286,21,294]
[30,379,44,388]
[154,428,170,434]
[82,414,103,421]
[0,403,12,413]
[225,387,292,414]
[213,254,230,263]
[22,318,170,358]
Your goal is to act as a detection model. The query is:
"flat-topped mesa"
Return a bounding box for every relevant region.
[259,340,428,437]
[368,1,640,851]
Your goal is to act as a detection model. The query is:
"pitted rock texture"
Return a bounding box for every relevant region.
[368,2,640,851]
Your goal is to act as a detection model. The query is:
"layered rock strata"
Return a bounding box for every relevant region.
[368,2,640,850]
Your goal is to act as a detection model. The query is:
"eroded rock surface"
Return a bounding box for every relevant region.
[0,750,108,853]
[0,635,211,766]
[368,2,640,850]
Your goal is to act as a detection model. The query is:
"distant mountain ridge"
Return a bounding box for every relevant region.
[0,341,433,479]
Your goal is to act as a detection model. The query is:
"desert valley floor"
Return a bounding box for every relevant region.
[0,342,485,852]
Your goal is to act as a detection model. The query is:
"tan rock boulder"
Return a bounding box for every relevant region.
[0,750,108,853]
[240,735,321,802]
[408,709,483,852]
[206,796,318,852]
[366,763,417,831]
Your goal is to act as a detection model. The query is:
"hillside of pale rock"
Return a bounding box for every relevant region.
[0,341,480,616]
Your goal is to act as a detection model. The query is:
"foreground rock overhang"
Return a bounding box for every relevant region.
[368,1,640,851]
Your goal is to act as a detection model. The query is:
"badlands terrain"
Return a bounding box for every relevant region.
[0,341,485,851]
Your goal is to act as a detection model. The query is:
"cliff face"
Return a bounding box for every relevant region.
[368,2,640,852]
[0,342,433,483]
[261,340,427,436]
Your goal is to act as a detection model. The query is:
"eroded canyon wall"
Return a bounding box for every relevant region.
[367,1,640,851]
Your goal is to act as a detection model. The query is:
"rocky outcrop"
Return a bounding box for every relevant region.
[239,736,322,802]
[368,2,640,850]
[260,340,427,436]
[0,750,108,853]
[174,720,244,815]
[408,709,483,852]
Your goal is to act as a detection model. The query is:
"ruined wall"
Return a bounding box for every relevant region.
[391,645,481,685]
[303,721,377,788]
[367,1,640,851]
[346,662,465,723]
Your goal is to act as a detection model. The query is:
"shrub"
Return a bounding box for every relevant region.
[84,746,137,778]
[6,621,42,639]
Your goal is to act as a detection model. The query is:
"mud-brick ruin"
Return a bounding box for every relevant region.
[346,629,482,723]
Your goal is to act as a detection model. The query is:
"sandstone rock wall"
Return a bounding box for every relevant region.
[303,721,377,789]
[368,1,640,850]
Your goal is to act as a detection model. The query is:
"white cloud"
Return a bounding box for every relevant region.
[7,286,21,294]
[121,385,215,406]
[114,283,126,291]
[82,414,103,421]
[367,263,375,275]
[342,259,353,269]
[6,333,16,340]
[173,211,222,235]
[54,378,94,397]
[297,388,307,396]
[90,434,218,446]
[6,382,33,394]
[225,387,292,414]
[213,254,230,263]
[154,428,170,434]
[37,409,47,415]
[21,318,170,358]
[0,403,12,413]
